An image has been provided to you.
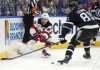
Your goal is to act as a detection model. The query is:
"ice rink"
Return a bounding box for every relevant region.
[0,47,100,70]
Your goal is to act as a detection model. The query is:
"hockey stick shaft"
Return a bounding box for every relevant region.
[1,41,60,60]
[1,46,47,60]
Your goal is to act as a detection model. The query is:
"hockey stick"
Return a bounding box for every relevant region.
[1,41,60,60]
[1,46,47,60]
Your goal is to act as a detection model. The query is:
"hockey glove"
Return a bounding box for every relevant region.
[59,35,67,44]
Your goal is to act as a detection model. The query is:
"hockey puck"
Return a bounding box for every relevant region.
[51,62,54,64]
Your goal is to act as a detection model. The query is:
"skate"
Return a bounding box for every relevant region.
[42,49,51,58]
[83,52,91,59]
[57,55,72,65]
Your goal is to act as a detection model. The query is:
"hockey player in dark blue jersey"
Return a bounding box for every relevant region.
[91,0,100,46]
[58,1,99,64]
[91,0,100,25]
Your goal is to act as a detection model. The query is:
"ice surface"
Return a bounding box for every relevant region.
[0,47,100,70]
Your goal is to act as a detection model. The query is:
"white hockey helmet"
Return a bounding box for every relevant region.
[41,13,49,20]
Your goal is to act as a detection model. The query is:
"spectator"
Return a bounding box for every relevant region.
[17,1,24,16]
[61,0,70,16]
[37,0,43,14]
[49,1,57,16]
[41,0,51,13]
[81,0,92,12]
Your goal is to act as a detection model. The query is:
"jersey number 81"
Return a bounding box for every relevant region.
[80,12,91,22]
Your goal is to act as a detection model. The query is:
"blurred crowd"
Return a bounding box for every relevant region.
[0,0,99,16]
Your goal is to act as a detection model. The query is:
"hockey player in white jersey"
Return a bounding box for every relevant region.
[29,13,52,57]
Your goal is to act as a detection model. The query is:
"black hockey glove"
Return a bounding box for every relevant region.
[59,35,67,44]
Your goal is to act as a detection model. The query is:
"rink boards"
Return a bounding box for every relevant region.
[0,16,100,59]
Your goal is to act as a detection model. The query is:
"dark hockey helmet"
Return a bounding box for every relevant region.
[69,1,78,10]
[69,1,79,11]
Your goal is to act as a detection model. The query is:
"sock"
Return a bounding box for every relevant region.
[84,42,90,53]
[65,44,75,57]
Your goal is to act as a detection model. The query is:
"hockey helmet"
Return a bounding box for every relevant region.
[69,1,78,9]
[41,13,49,20]
[69,1,83,9]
